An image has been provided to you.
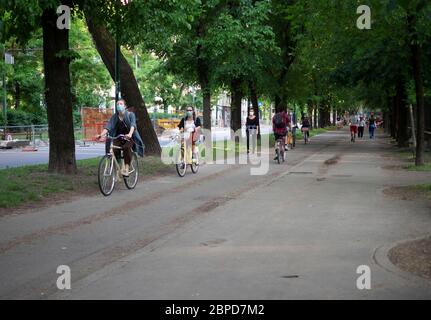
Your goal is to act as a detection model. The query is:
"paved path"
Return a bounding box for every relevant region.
[0,129,430,299]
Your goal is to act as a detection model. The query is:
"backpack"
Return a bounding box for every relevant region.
[274,112,285,129]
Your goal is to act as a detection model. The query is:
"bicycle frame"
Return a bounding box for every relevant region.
[103,135,135,179]
[173,132,196,165]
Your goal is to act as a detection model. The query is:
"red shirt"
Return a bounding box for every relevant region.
[272,111,290,134]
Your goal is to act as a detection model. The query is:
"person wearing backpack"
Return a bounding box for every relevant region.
[272,105,291,160]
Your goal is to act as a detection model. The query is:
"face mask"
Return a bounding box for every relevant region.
[186,111,193,117]
[117,104,125,113]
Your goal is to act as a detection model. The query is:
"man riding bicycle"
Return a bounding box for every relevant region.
[96,99,144,176]
[301,115,311,142]
[272,105,291,161]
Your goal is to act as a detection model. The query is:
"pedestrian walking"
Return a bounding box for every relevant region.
[368,114,376,139]
[246,109,259,154]
[358,116,365,138]
[349,112,359,142]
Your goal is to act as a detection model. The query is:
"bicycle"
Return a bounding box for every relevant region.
[274,136,286,164]
[172,131,199,177]
[97,134,139,196]
[302,127,310,144]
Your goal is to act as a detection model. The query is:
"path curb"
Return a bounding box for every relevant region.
[373,235,431,287]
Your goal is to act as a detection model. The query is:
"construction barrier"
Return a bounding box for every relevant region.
[81,107,113,142]
[157,118,181,130]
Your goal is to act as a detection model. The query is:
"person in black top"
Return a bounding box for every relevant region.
[178,106,201,158]
[246,108,259,154]
[96,99,145,177]
[301,115,311,140]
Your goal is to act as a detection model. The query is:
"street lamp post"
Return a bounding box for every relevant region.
[115,0,131,105]
[2,52,14,129]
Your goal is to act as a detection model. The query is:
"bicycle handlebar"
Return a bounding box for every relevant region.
[106,134,128,140]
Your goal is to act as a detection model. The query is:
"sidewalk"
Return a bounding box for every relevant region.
[1,129,430,299]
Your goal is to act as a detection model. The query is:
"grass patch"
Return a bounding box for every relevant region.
[400,149,431,172]
[0,156,169,209]
[405,162,431,172]
[415,184,431,197]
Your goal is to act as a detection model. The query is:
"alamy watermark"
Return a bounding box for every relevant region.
[56,5,71,30]
[161,128,270,176]
[357,5,372,30]
[56,265,71,290]
[56,4,372,31]
[356,265,371,290]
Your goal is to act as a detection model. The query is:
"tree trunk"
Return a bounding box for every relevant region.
[318,104,330,128]
[42,6,77,174]
[391,96,398,140]
[197,61,211,132]
[274,95,283,112]
[408,14,425,166]
[14,81,20,109]
[249,80,260,138]
[313,105,318,129]
[230,78,243,133]
[85,15,161,155]
[395,80,409,147]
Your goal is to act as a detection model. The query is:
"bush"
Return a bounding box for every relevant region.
[151,112,181,119]
[0,109,49,127]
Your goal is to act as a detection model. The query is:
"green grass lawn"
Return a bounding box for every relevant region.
[0,156,169,209]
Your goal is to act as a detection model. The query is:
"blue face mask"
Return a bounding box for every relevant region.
[117,104,125,113]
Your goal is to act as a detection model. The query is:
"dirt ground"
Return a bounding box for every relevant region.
[388,236,431,281]
[382,186,431,201]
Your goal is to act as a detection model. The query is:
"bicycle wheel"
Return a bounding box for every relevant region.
[176,147,187,177]
[124,153,139,189]
[191,150,199,174]
[98,155,115,196]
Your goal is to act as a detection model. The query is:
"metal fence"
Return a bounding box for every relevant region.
[0,125,83,147]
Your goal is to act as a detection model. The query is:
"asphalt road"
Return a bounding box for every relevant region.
[0,129,430,299]
[0,126,272,169]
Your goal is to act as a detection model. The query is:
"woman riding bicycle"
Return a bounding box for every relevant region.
[96,99,144,176]
[178,106,201,160]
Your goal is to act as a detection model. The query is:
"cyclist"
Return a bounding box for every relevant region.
[301,115,311,142]
[272,105,291,161]
[178,106,201,160]
[96,99,145,176]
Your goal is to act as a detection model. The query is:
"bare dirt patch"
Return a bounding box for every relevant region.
[381,164,405,171]
[388,236,431,281]
[382,186,431,201]
[324,155,340,166]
